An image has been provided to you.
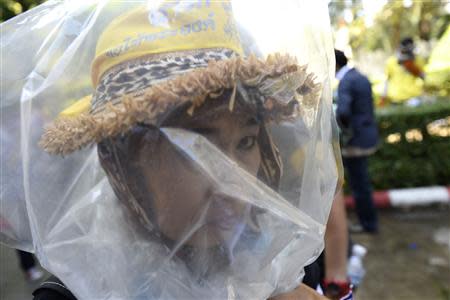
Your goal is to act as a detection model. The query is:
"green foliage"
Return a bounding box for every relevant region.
[364,1,448,52]
[369,99,450,190]
[1,0,46,22]
[329,0,450,53]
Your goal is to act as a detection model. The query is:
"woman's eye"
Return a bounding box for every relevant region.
[238,136,257,151]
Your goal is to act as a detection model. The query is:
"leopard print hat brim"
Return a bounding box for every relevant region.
[40,49,321,155]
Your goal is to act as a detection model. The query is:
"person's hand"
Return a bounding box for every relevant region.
[268,283,329,300]
[336,115,350,129]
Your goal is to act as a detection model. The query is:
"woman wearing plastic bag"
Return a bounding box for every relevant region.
[1,1,340,299]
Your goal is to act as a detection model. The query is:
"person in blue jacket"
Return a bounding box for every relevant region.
[334,49,379,233]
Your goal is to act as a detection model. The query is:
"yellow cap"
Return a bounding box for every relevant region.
[91,1,243,87]
[59,95,92,117]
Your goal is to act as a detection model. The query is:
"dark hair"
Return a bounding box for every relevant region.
[399,37,415,54]
[400,37,414,47]
[98,125,159,232]
[334,49,348,69]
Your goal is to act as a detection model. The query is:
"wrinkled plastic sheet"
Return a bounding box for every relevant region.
[0,1,339,299]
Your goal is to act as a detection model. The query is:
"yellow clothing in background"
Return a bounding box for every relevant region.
[385,56,425,103]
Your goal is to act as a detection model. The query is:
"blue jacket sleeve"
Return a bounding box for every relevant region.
[336,78,352,127]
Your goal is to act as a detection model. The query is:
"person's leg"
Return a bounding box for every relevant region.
[16,250,36,271]
[343,156,378,232]
[322,191,353,299]
[16,250,44,281]
[324,190,349,281]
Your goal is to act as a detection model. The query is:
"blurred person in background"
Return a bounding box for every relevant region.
[301,191,352,300]
[334,49,378,234]
[16,250,44,282]
[321,190,352,300]
[381,37,426,106]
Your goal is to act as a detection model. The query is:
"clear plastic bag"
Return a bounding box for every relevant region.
[0,1,340,299]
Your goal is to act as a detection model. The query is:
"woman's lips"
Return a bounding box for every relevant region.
[213,214,241,230]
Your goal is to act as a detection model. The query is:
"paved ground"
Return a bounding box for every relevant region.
[0,246,48,299]
[351,206,450,300]
[1,207,449,300]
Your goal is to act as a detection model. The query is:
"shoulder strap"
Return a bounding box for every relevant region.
[33,275,77,300]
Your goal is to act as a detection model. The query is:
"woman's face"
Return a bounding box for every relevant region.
[137,102,261,248]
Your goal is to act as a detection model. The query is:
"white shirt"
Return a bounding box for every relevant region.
[336,65,351,81]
